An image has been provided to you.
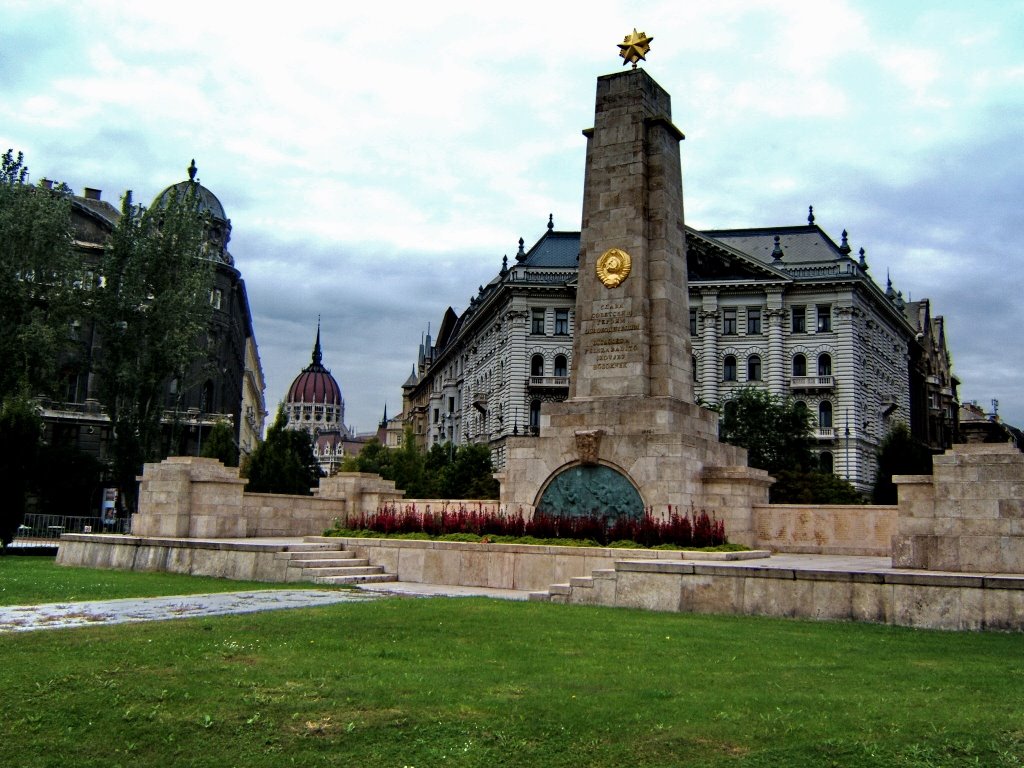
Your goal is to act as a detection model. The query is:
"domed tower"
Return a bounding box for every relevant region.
[149,160,256,458]
[285,325,350,473]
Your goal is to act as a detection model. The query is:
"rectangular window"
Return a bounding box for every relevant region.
[210,288,223,309]
[747,308,761,335]
[531,308,545,335]
[689,309,698,336]
[792,306,806,333]
[554,308,569,335]
[723,308,737,335]
[816,304,832,332]
[433,408,439,424]
[448,396,455,413]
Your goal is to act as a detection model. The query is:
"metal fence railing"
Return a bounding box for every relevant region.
[15,513,131,541]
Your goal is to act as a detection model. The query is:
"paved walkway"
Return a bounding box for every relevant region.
[0,583,534,634]
[0,589,382,633]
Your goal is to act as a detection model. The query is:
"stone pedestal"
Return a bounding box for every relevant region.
[892,442,1024,572]
[132,456,248,538]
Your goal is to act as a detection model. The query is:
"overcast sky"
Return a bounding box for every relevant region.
[3,1,1022,432]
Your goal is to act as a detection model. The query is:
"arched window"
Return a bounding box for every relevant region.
[529,400,541,431]
[531,354,544,377]
[747,354,762,381]
[818,400,833,429]
[793,354,806,377]
[819,451,834,474]
[818,353,832,377]
[723,355,737,381]
[554,355,568,378]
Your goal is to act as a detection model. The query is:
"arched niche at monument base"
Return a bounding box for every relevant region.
[535,464,644,520]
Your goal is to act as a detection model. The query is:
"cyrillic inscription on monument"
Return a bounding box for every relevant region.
[586,299,642,370]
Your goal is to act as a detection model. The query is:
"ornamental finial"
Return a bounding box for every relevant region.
[618,28,653,69]
[187,159,197,182]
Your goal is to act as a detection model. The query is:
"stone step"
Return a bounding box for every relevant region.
[528,591,552,602]
[548,583,571,596]
[301,565,382,578]
[569,576,595,589]
[288,557,369,569]
[287,550,357,561]
[282,542,345,553]
[314,573,397,585]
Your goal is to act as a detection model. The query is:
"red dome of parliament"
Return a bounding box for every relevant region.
[287,328,342,405]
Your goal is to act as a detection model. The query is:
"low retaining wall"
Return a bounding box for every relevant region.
[753,504,896,556]
[57,534,314,583]
[313,536,765,592]
[559,560,1024,632]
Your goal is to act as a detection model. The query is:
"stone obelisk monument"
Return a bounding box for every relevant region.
[500,33,770,543]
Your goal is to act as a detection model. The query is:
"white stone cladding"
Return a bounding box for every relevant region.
[404,222,938,494]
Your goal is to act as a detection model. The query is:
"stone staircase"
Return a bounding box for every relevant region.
[283,541,396,586]
[529,568,618,605]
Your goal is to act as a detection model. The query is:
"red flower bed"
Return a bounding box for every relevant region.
[342,503,726,548]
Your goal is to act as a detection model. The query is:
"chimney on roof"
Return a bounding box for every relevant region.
[83,187,102,201]
[40,178,53,190]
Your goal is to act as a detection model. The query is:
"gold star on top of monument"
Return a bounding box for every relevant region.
[618,28,653,68]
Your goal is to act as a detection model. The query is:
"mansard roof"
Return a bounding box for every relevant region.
[703,224,846,265]
[521,229,580,268]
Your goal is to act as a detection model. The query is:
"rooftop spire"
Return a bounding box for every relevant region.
[771,235,784,263]
[312,318,323,366]
[515,237,526,263]
[839,229,852,255]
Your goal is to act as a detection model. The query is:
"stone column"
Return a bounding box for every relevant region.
[699,293,719,404]
[766,290,786,394]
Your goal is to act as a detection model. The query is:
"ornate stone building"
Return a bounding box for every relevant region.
[403,212,958,493]
[283,325,363,475]
[38,162,267,472]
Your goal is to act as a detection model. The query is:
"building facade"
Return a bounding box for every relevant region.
[402,212,959,493]
[37,162,267,478]
[283,326,367,475]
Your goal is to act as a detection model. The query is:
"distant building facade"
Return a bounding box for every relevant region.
[283,326,366,475]
[38,162,267,477]
[402,212,959,493]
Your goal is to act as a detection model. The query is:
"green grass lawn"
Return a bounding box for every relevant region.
[0,555,324,606]
[2,561,1022,767]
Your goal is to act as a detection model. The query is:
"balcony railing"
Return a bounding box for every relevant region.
[529,376,570,388]
[816,427,835,440]
[791,375,835,390]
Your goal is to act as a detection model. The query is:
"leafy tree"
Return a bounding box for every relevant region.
[872,422,933,504]
[718,386,815,476]
[0,149,80,401]
[341,437,392,476]
[201,419,239,467]
[440,442,500,499]
[770,469,865,504]
[92,184,214,514]
[0,396,42,548]
[341,433,499,500]
[242,406,321,495]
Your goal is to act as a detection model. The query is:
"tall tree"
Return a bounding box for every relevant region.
[0,149,79,401]
[872,422,933,504]
[0,396,42,548]
[242,406,321,495]
[92,183,213,514]
[718,386,815,476]
[201,419,239,467]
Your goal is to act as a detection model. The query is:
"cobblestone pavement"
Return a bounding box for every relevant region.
[0,589,384,633]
